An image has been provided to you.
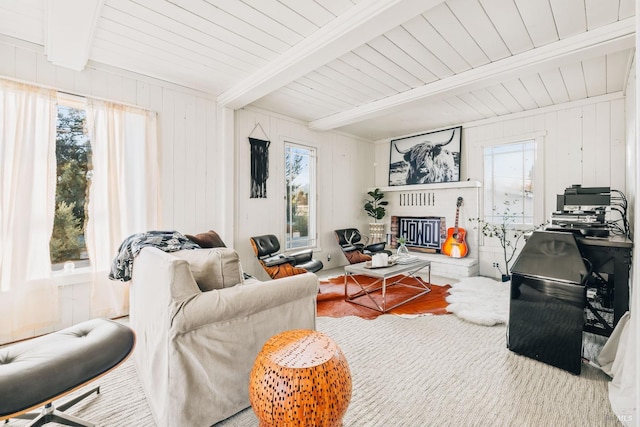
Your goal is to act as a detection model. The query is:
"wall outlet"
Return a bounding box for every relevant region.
[492,262,499,268]
[327,253,332,262]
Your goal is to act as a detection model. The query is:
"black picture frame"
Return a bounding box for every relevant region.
[388,126,462,186]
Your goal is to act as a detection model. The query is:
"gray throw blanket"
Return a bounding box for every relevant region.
[109,230,199,282]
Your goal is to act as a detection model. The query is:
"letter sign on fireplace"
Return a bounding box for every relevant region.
[391,216,446,253]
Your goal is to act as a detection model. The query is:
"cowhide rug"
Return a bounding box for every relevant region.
[319,274,451,320]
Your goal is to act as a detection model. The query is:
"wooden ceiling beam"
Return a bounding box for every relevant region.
[309,18,636,131]
[45,0,104,71]
[217,0,446,109]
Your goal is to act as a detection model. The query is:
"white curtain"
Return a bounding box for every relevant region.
[599,309,636,425]
[85,100,161,319]
[0,80,58,343]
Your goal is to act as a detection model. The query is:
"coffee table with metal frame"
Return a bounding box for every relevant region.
[343,260,431,313]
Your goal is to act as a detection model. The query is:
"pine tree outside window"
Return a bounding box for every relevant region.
[50,95,91,270]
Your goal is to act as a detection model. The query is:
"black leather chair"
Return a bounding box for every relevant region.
[334,228,392,264]
[250,234,323,279]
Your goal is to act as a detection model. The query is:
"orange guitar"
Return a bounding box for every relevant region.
[442,197,468,258]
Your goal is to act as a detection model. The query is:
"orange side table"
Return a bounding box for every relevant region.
[249,329,352,427]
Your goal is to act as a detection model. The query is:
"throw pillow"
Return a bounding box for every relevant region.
[172,248,242,291]
[185,230,226,248]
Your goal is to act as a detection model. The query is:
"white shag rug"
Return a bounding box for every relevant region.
[446,276,510,326]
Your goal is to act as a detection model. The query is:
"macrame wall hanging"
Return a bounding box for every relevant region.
[249,123,270,199]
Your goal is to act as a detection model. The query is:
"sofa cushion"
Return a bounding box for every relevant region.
[185,230,226,248]
[172,248,242,291]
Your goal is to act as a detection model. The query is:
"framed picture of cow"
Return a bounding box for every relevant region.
[388,126,462,186]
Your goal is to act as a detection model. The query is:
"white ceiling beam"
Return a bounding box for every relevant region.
[45,0,104,71]
[216,0,446,109]
[309,18,636,131]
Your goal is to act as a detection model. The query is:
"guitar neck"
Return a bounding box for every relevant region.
[454,207,460,231]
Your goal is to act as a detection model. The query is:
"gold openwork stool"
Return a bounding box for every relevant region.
[249,329,352,427]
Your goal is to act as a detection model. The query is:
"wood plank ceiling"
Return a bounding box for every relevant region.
[0,0,635,140]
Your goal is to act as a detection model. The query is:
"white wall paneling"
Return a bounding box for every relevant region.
[0,33,632,325]
[625,57,636,234]
[2,42,221,234]
[0,40,223,333]
[235,107,375,280]
[374,95,627,278]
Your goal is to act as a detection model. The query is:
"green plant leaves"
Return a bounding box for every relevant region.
[364,188,387,220]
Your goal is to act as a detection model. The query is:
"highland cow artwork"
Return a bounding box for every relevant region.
[389,126,461,186]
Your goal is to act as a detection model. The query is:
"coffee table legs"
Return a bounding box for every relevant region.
[344,264,431,313]
[345,273,387,312]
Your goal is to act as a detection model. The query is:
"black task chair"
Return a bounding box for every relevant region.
[334,228,392,264]
[250,234,323,279]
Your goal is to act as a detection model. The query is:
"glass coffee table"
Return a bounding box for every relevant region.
[344,259,431,313]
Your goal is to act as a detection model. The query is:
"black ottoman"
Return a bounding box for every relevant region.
[0,318,135,426]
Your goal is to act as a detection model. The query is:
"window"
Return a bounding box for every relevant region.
[284,142,316,250]
[483,140,535,225]
[50,96,92,270]
[1,78,160,341]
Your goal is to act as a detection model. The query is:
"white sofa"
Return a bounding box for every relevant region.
[129,247,319,427]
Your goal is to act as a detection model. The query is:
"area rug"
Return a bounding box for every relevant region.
[445,276,510,326]
[17,315,617,427]
[318,274,451,320]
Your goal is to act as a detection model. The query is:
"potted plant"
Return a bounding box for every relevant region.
[364,188,388,242]
[471,198,546,281]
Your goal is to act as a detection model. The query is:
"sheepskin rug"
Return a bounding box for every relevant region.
[445,276,510,326]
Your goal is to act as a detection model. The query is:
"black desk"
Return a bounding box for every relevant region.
[575,235,632,335]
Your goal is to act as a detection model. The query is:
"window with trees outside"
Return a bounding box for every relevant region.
[284,142,316,250]
[483,140,536,225]
[50,95,91,270]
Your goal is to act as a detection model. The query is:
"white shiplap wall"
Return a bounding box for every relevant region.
[374,95,627,278]
[0,40,225,334]
[625,57,636,235]
[235,107,375,280]
[0,40,223,236]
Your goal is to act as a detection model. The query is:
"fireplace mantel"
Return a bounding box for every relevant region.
[372,180,481,192]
